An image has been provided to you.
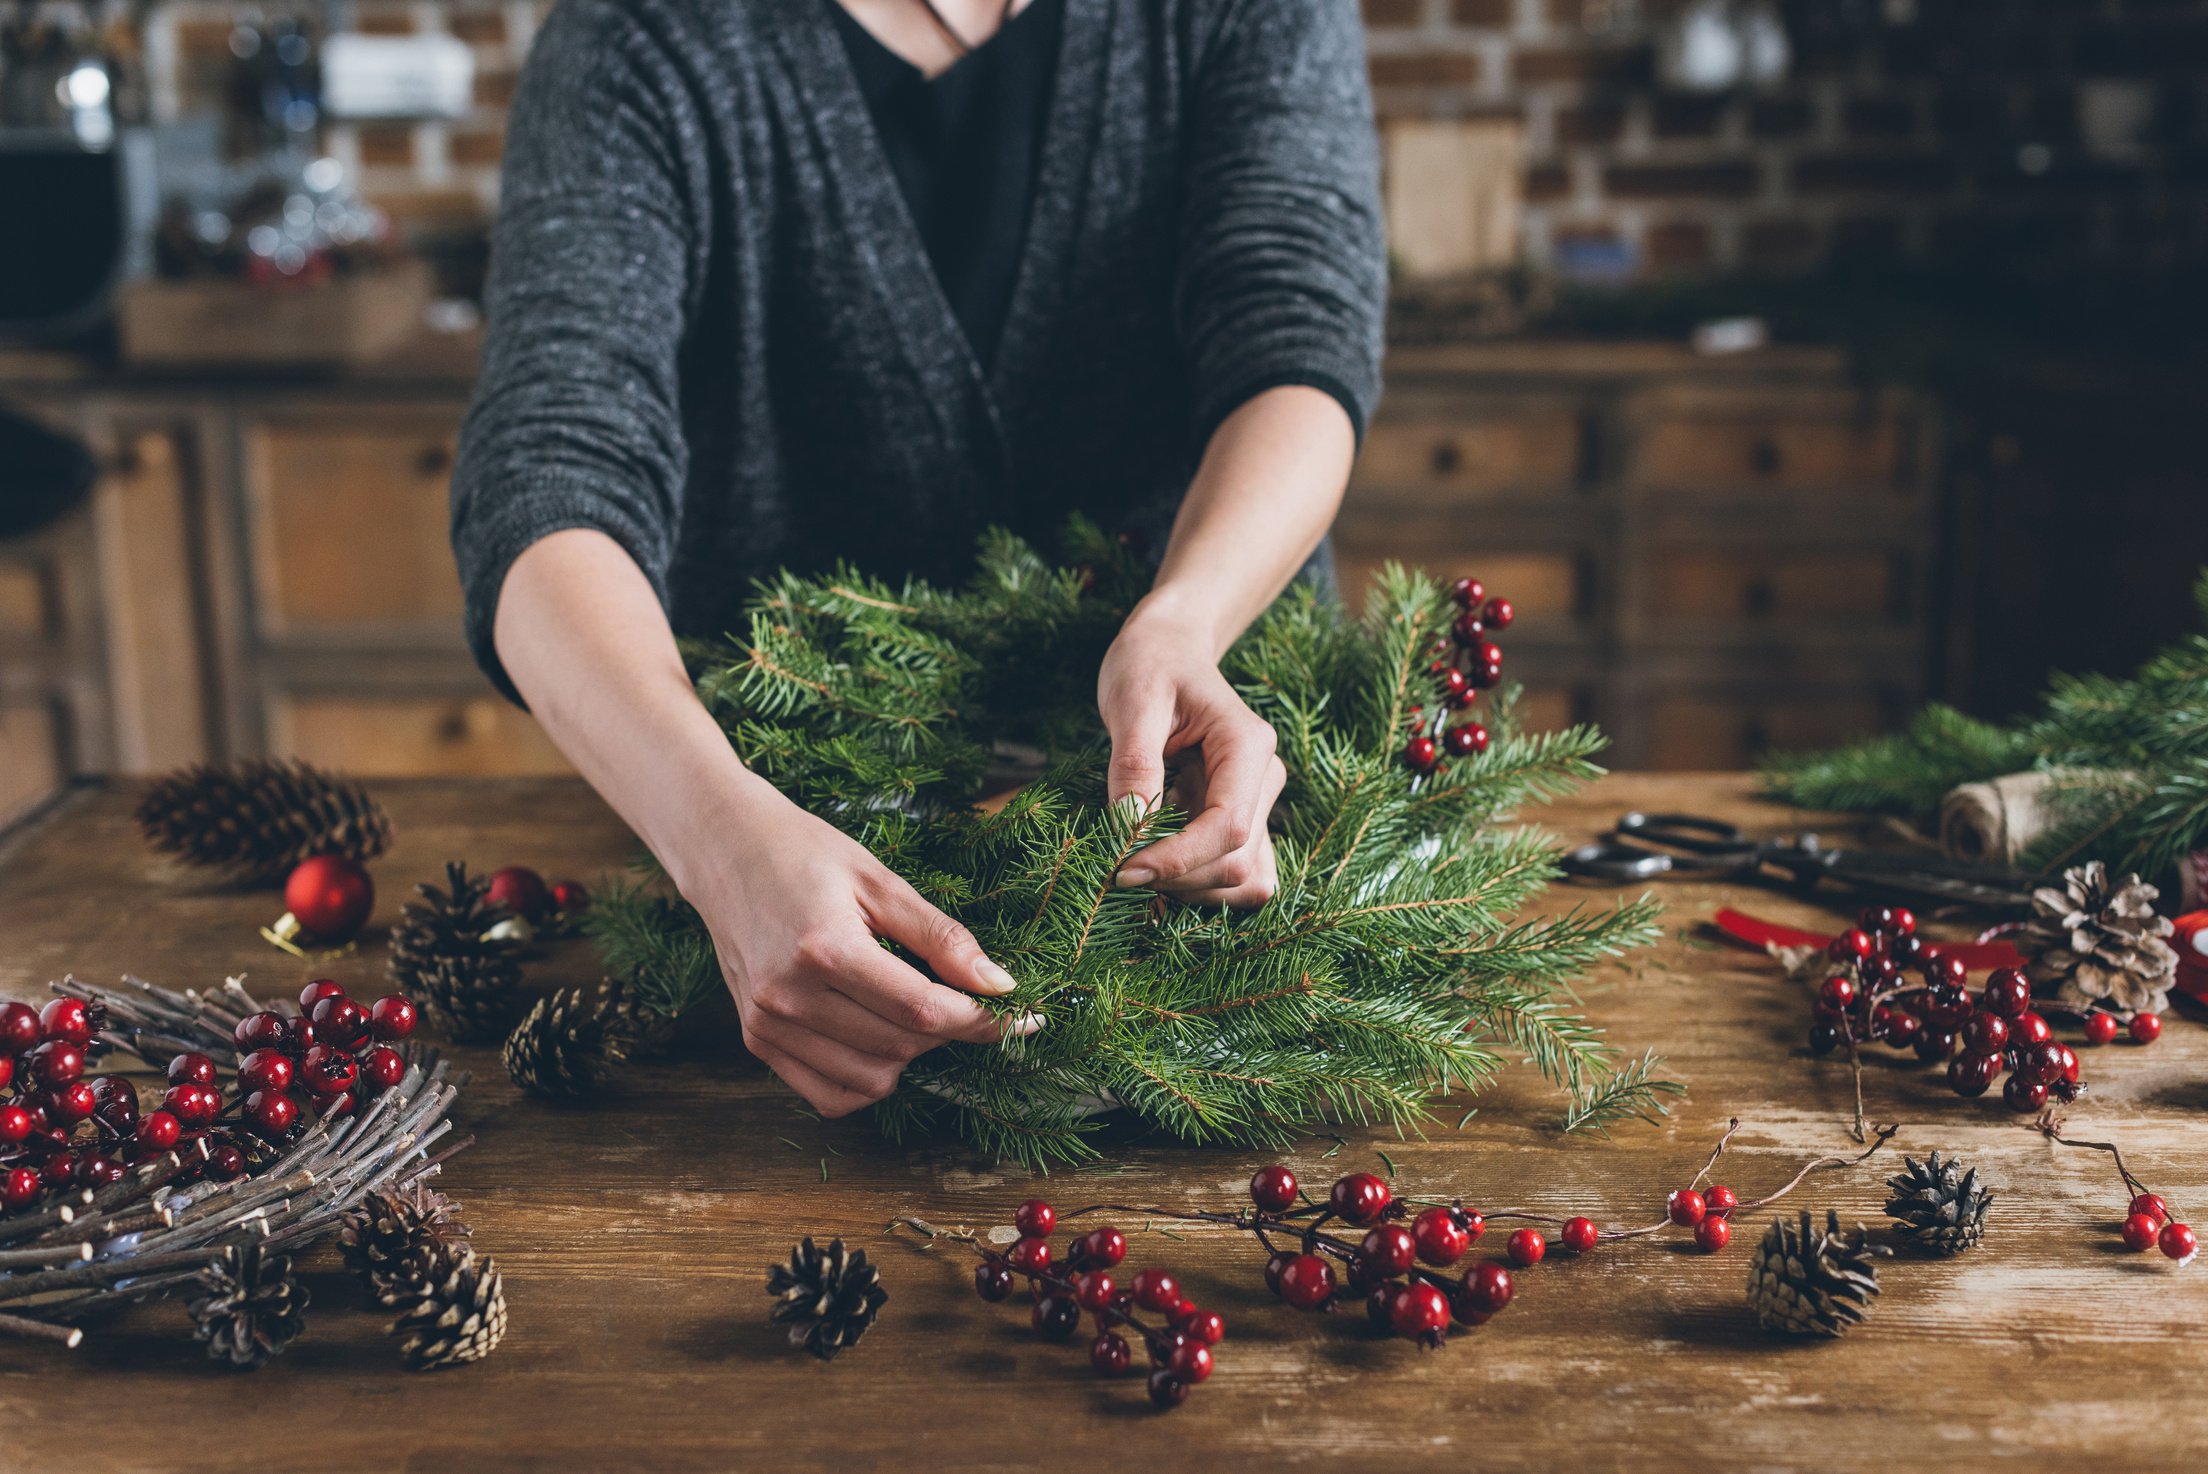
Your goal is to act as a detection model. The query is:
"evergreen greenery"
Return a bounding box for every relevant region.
[587,522,1668,1167]
[1762,570,2208,879]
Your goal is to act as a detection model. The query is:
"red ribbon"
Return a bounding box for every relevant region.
[1712,908,2027,971]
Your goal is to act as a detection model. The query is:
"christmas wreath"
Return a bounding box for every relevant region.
[588,522,1666,1167]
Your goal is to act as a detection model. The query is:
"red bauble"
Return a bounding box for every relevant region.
[1449,577,1486,612]
[1166,1342,1213,1384]
[297,979,347,1013]
[1005,1236,1051,1275]
[552,879,591,915]
[2131,1012,2164,1044]
[2121,1212,2164,1251]
[1130,1268,1180,1312]
[2083,1011,2120,1046]
[2159,1221,2197,1263]
[238,1048,293,1094]
[1981,968,2030,1018]
[369,994,417,1041]
[1089,1332,1131,1376]
[1458,1262,1513,1317]
[284,854,375,941]
[166,1051,217,1086]
[1402,736,1439,774]
[1249,1164,1298,1213]
[1444,723,1490,758]
[38,997,92,1045]
[1506,1228,1545,1267]
[1389,1282,1449,1341]
[1480,596,1514,631]
[1277,1254,1335,1310]
[1694,1215,1732,1253]
[1560,1216,1600,1254]
[135,1109,181,1151]
[1411,1207,1471,1266]
[1359,1224,1417,1277]
[1703,1184,1738,1217]
[486,865,551,921]
[1329,1173,1392,1226]
[1077,1226,1128,1268]
[244,1089,297,1140]
[0,1001,40,1053]
[1666,1188,1707,1227]
[1014,1199,1055,1238]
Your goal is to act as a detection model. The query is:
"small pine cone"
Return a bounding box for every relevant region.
[1746,1209,1891,1338]
[598,974,680,1065]
[388,1244,508,1370]
[188,1243,309,1369]
[503,977,676,1101]
[1884,1153,1994,1256]
[2024,861,2179,1015]
[136,758,392,884]
[767,1236,888,1361]
[389,862,526,1042]
[339,1181,469,1303]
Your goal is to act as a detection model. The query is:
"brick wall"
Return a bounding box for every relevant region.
[141,0,2208,280]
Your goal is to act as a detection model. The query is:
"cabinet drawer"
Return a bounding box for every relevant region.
[1646,691,1885,770]
[1355,405,1584,500]
[245,414,465,633]
[1626,390,1913,497]
[1332,542,1590,625]
[268,694,570,777]
[1646,549,1910,626]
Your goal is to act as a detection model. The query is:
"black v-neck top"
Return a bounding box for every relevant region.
[831,0,1063,370]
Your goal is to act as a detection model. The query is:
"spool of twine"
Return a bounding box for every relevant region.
[1939,771,2060,866]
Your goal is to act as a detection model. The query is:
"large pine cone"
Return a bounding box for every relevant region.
[1746,1210,1890,1338]
[503,976,675,1102]
[767,1236,887,1361]
[1884,1152,1993,1256]
[339,1180,469,1303]
[389,862,526,1042]
[2024,861,2178,1015]
[388,1244,508,1370]
[188,1243,309,1369]
[136,759,392,884]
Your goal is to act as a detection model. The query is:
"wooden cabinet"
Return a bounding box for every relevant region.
[1337,343,1940,769]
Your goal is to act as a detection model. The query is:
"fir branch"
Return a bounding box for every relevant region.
[1562,1050,1687,1136]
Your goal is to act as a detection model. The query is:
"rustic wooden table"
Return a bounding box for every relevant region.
[0,774,2200,1473]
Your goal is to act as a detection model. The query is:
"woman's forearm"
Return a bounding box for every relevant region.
[1141,385,1357,656]
[491,528,776,895]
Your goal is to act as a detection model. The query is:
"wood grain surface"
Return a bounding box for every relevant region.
[0,774,2201,1474]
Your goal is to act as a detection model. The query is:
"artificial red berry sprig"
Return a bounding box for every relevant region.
[1401,576,1513,776]
[2036,1111,2196,1266]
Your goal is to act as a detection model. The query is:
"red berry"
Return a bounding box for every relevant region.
[77,1155,124,1188]
[1506,1228,1545,1266]
[1921,983,1974,1029]
[1263,1252,1294,1297]
[1031,1294,1081,1340]
[2,1166,40,1209]
[1817,976,1856,1012]
[2121,1212,2163,1251]
[2131,1012,2164,1044]
[90,1075,140,1128]
[39,1154,75,1187]
[1703,1184,1738,1217]
[309,995,371,1051]
[1146,1369,1189,1409]
[486,865,551,920]
[135,1109,182,1151]
[1450,577,1486,612]
[1444,723,1489,758]
[38,997,92,1045]
[1948,1050,2001,1097]
[28,1040,84,1087]
[1457,1262,1513,1318]
[234,1011,287,1050]
[1858,905,1897,934]
[2159,1221,2197,1263]
[1467,655,1504,689]
[2013,1011,2052,1046]
[162,1082,219,1128]
[1366,1283,1402,1329]
[1481,596,1514,631]
[1981,968,2030,1017]
[1074,1271,1116,1312]
[0,1105,30,1145]
[166,1051,217,1086]
[1402,736,1439,773]
[1882,1009,1924,1049]
[1276,1254,1334,1310]
[360,1045,407,1091]
[204,1144,247,1181]
[300,1044,358,1097]
[49,1080,97,1123]
[1389,1281,1450,1341]
[1183,1308,1224,1346]
[297,979,347,1013]
[552,879,591,915]
[1248,1164,1298,1213]
[1005,1237,1050,1275]
[1089,1331,1131,1375]
[1166,1341,1213,1384]
[2083,1011,2120,1046]
[238,1048,293,1093]
[1130,1267,1180,1312]
[1438,667,1470,700]
[1695,1215,1732,1252]
[1329,1173,1392,1226]
[1359,1224,1417,1278]
[369,995,417,1041]
[2130,1192,2170,1222]
[1888,907,1917,935]
[1460,1208,1486,1242]
[244,1089,297,1140]
[1832,929,1876,961]
[1926,953,1969,986]
[1560,1216,1600,1254]
[1013,1199,1054,1238]
[0,1001,40,1053]
[2019,1039,2067,1087]
[974,1260,1013,1301]
[2002,1074,2047,1113]
[1411,1207,1471,1266]
[1077,1226,1127,1268]
[1959,1013,2010,1056]
[1666,1189,1707,1227]
[2056,1044,2080,1084]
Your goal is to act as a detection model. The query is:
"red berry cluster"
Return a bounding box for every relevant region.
[1402,576,1515,775]
[0,997,145,1211]
[2039,1116,2195,1268]
[970,1198,1226,1410]
[215,979,419,1147]
[1805,906,2157,1116]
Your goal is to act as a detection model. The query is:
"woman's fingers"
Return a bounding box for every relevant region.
[746,1034,880,1119]
[865,874,1022,1000]
[1102,681,1175,808]
[1151,756,1286,903]
[822,918,1032,1047]
[1124,730,1281,890]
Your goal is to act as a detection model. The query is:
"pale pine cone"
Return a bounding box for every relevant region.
[2024,861,2178,1014]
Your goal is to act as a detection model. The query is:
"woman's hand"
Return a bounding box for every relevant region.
[1096,595,1286,907]
[676,771,1038,1117]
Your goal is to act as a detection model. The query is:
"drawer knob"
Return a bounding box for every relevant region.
[1749,437,1782,477]
[1429,441,1461,477]
[1742,577,1775,617]
[415,444,454,477]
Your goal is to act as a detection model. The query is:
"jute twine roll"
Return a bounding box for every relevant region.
[1939,771,2059,866]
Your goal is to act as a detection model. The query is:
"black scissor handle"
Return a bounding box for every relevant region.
[1615,811,1752,857]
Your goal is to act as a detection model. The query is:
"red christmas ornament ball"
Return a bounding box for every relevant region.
[1329,1172,1392,1226]
[284,854,375,941]
[486,865,551,920]
[1411,1207,1471,1266]
[1560,1216,1600,1254]
[1248,1163,1299,1213]
[1506,1228,1546,1267]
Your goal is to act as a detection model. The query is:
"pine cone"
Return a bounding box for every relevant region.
[1884,1152,1994,1255]
[388,1244,508,1370]
[503,977,675,1101]
[389,862,526,1042]
[339,1180,469,1303]
[188,1243,309,1369]
[2024,861,2179,1015]
[1746,1210,1891,1338]
[767,1236,888,1361]
[136,758,392,884]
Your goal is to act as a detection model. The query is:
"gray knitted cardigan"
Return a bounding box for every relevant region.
[451,0,1386,697]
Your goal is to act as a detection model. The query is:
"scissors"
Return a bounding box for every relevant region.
[1561,811,2041,912]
